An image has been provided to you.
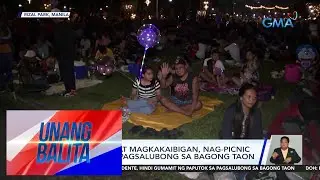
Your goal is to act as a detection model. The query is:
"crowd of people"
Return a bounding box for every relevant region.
[1,4,320,179]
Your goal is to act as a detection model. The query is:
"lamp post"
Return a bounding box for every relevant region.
[156,0,159,19]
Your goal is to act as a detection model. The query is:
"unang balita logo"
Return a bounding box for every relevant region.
[262,11,298,28]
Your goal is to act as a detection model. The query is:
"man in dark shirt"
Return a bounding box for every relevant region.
[52,9,77,97]
[270,136,301,180]
[270,136,301,165]
[159,58,202,116]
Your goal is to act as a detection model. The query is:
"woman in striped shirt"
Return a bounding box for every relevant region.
[123,66,161,115]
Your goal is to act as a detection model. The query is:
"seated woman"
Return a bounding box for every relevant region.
[200,50,226,87]
[18,50,44,84]
[94,33,111,52]
[221,83,263,139]
[121,66,161,120]
[232,50,260,87]
[95,45,114,62]
[159,58,202,116]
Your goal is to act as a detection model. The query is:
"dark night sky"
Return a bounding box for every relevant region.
[0,0,311,13]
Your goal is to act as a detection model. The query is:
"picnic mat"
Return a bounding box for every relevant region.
[200,82,239,95]
[45,79,103,95]
[102,96,223,131]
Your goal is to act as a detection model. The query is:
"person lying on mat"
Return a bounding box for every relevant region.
[200,50,226,88]
[232,50,260,87]
[122,66,161,116]
[159,58,202,116]
[221,83,263,139]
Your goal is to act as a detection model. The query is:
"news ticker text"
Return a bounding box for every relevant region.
[122,165,319,172]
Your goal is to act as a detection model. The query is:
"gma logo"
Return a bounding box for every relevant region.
[262,18,294,28]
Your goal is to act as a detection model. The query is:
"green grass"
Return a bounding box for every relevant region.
[1,46,298,179]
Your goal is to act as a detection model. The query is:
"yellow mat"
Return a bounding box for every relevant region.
[102,96,223,131]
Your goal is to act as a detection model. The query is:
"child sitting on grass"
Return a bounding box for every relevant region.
[95,45,114,61]
[121,66,161,122]
[200,50,226,88]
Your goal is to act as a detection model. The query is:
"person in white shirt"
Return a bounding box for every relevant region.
[196,42,207,60]
[224,42,240,62]
[80,36,91,58]
[200,50,226,87]
[36,36,52,59]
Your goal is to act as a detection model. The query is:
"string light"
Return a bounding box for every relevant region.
[130,13,136,19]
[145,0,151,6]
[43,3,51,9]
[197,10,206,17]
[203,1,209,11]
[245,5,289,10]
[307,3,320,18]
[125,4,133,10]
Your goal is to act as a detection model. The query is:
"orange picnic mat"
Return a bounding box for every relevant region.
[102,96,223,131]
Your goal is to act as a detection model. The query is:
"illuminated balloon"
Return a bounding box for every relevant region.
[137,24,160,49]
[101,56,114,66]
[96,64,114,76]
[96,56,114,76]
[104,66,113,76]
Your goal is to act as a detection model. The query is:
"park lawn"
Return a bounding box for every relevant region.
[0,48,297,179]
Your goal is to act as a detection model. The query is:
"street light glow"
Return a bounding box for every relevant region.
[145,0,151,6]
[203,1,209,10]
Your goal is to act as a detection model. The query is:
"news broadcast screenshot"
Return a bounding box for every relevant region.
[1,0,320,179]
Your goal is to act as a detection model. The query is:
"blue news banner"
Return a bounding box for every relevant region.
[122,165,319,172]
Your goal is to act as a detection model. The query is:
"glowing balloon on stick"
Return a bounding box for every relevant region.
[96,56,114,76]
[136,24,160,86]
[137,24,160,49]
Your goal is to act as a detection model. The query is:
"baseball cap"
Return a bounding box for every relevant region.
[174,57,187,65]
[24,50,36,58]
